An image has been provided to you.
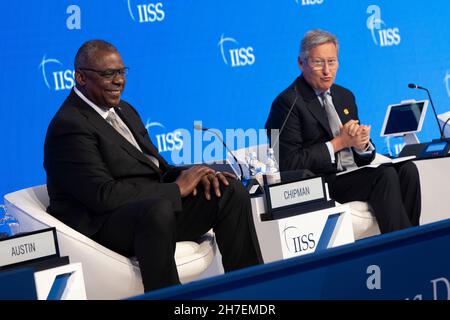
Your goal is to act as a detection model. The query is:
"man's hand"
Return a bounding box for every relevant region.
[354,125,371,151]
[331,119,359,151]
[331,120,371,152]
[199,171,237,200]
[175,165,215,197]
[346,119,360,137]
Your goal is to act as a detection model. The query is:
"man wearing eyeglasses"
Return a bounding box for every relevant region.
[265,29,421,234]
[44,40,262,293]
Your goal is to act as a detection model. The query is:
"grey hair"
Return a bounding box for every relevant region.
[74,40,118,69]
[298,29,339,61]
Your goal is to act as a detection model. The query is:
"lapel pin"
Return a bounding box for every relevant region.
[343,108,349,115]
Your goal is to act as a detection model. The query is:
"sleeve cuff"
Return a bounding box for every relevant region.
[325,141,336,163]
[354,142,375,155]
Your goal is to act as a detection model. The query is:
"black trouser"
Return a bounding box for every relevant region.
[93,178,262,292]
[330,161,421,233]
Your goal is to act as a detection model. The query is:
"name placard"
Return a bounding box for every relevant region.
[268,176,325,210]
[0,228,59,269]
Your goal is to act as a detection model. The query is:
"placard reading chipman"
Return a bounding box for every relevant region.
[269,177,324,209]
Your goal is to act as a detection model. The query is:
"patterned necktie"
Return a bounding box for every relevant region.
[106,111,138,148]
[321,92,341,138]
[320,92,355,171]
[106,111,159,168]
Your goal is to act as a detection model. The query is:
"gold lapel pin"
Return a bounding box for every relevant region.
[343,108,349,115]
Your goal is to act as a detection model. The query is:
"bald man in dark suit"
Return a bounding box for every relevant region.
[44,40,261,292]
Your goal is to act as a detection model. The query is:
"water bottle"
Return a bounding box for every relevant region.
[248,152,261,176]
[265,148,281,185]
[265,148,279,174]
[0,205,20,239]
[245,151,265,187]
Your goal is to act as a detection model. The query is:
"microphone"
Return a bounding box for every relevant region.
[442,117,450,138]
[408,83,445,140]
[271,84,299,150]
[193,124,244,180]
[407,83,424,90]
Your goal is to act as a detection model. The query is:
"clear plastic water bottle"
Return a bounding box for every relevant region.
[265,148,279,174]
[248,152,261,176]
[244,152,252,176]
[246,151,265,186]
[0,205,20,239]
[265,148,281,185]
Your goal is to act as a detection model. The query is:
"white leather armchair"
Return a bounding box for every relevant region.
[344,201,380,240]
[4,185,220,300]
[345,153,395,240]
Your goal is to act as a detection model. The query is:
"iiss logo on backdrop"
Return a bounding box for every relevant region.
[127,0,165,23]
[146,120,269,165]
[295,0,323,6]
[39,55,74,91]
[218,34,255,68]
[445,70,450,98]
[145,119,183,153]
[366,5,401,47]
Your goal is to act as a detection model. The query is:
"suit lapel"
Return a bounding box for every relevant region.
[115,106,165,172]
[73,92,162,173]
[306,99,333,138]
[296,76,333,138]
[330,87,354,124]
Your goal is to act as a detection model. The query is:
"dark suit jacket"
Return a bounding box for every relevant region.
[44,90,182,237]
[265,75,375,176]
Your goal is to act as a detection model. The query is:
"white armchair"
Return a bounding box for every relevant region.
[4,185,220,300]
[345,153,394,240]
[344,201,380,240]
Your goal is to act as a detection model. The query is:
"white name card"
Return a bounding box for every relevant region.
[0,229,58,268]
[268,177,325,210]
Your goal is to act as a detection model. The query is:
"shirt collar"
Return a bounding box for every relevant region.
[74,86,114,120]
[314,89,331,97]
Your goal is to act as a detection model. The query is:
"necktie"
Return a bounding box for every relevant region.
[321,92,341,138]
[320,92,355,171]
[106,111,139,148]
[106,111,159,168]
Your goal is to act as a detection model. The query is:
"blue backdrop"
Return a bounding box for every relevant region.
[1,0,449,199]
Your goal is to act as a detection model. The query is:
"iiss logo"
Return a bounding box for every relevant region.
[218,34,255,68]
[127,0,165,24]
[295,0,324,6]
[445,70,450,98]
[283,225,316,254]
[39,55,74,91]
[145,119,183,153]
[366,5,401,47]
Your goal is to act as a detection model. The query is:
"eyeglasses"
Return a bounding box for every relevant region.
[308,58,338,70]
[78,67,129,79]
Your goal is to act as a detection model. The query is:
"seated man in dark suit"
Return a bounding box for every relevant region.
[44,39,262,292]
[265,29,421,233]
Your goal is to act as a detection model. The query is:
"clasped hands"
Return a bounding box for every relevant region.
[175,165,236,200]
[331,119,371,152]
